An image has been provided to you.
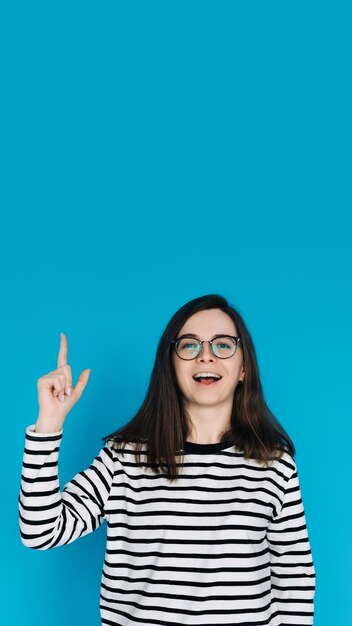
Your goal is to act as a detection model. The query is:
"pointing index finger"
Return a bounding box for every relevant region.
[58,332,68,369]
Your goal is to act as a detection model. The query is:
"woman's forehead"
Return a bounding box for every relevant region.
[179,309,237,336]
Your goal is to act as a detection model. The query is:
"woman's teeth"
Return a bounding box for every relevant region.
[193,376,221,385]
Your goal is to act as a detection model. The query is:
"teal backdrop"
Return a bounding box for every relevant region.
[1,1,351,625]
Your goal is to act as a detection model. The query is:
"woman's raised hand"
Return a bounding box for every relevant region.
[35,332,91,433]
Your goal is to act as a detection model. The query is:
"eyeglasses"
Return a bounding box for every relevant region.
[170,335,241,360]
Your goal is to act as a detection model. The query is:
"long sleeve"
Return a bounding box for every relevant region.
[18,424,115,550]
[267,456,316,625]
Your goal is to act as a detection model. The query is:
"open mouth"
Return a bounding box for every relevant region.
[192,376,222,386]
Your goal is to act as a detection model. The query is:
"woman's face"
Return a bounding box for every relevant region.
[171,308,245,408]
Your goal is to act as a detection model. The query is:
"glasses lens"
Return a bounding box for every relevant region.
[176,337,200,359]
[212,336,236,358]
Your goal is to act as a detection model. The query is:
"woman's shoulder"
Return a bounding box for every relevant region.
[272,444,297,476]
[105,438,149,460]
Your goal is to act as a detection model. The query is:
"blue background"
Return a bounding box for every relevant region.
[1,1,351,624]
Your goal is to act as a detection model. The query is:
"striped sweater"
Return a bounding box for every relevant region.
[19,424,316,625]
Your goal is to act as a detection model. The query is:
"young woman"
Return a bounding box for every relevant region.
[19,293,316,625]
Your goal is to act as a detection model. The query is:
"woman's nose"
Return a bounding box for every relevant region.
[197,342,215,360]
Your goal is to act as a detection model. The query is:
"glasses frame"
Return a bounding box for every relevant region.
[170,335,241,360]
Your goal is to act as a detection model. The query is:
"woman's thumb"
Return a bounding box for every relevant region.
[74,369,91,399]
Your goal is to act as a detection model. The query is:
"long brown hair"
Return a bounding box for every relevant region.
[102,294,295,482]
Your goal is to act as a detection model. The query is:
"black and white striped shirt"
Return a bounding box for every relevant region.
[19,424,316,625]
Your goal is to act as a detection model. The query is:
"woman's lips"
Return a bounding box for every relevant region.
[194,378,221,385]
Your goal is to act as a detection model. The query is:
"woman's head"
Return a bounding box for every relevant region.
[102,294,295,482]
[171,308,245,417]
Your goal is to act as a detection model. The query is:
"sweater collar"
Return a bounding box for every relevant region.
[182,436,236,455]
